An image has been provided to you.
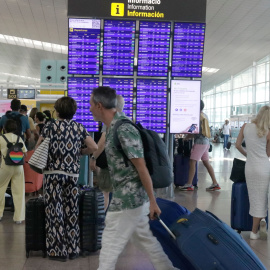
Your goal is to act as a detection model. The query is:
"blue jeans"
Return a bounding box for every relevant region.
[223,135,229,149]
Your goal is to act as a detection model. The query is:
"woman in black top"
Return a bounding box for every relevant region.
[34,112,46,140]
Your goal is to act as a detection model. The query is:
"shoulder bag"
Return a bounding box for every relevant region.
[28,121,54,174]
[230,158,246,183]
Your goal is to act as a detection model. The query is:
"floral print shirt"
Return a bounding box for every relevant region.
[105,112,148,211]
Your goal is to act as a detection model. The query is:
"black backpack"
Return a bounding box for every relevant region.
[5,112,24,139]
[113,119,173,189]
[1,135,25,165]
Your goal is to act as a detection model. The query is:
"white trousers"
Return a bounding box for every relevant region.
[0,164,25,221]
[98,202,178,270]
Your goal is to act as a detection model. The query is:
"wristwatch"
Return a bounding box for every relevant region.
[91,156,96,160]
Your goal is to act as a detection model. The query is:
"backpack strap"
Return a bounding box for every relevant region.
[113,119,139,167]
[1,134,10,144]
[1,134,20,145]
[16,135,20,144]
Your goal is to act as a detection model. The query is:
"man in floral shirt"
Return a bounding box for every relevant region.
[90,86,178,270]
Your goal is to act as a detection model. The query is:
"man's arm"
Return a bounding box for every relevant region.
[130,158,161,220]
[81,136,98,155]
[25,128,31,140]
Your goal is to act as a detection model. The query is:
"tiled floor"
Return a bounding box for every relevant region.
[1,143,270,270]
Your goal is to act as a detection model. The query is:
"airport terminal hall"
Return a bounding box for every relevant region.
[2,0,270,269]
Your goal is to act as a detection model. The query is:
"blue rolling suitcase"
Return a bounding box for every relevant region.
[168,208,266,270]
[149,198,195,270]
[231,182,268,233]
[231,182,253,233]
[174,154,198,187]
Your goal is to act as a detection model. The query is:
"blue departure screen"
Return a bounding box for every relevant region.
[138,21,171,77]
[102,78,134,120]
[68,77,99,132]
[172,22,205,78]
[103,20,135,76]
[68,18,101,75]
[136,79,167,133]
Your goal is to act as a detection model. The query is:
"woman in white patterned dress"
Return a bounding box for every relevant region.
[236,106,270,240]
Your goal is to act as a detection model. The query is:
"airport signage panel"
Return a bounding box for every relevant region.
[68,0,206,23]
[170,80,201,134]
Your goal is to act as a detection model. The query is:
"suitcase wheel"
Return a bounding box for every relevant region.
[81,250,90,257]
[237,230,242,234]
[26,251,29,258]
[42,251,47,258]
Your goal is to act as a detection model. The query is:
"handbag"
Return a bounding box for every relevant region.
[230,158,246,183]
[28,137,50,174]
[28,121,53,174]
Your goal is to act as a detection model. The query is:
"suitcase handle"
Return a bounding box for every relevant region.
[154,214,177,240]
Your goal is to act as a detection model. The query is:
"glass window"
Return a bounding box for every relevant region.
[266,82,269,102]
[233,89,240,106]
[221,91,228,107]
[227,91,232,108]
[216,93,222,108]
[266,62,269,82]
[256,83,266,103]
[256,63,266,84]
[247,86,253,104]
[240,87,247,105]
[233,68,252,88]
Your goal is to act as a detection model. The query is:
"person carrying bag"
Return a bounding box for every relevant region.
[0,119,27,224]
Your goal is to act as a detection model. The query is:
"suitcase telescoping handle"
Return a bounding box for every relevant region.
[154,214,177,240]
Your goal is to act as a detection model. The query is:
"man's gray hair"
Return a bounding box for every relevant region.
[92,86,117,109]
[116,95,125,112]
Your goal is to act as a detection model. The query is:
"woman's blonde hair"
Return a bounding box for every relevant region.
[29,107,38,120]
[252,105,270,137]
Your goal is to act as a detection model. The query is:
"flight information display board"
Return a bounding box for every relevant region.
[102,78,134,120]
[68,18,101,75]
[138,21,171,77]
[68,77,99,132]
[103,20,135,76]
[172,22,205,78]
[136,79,167,133]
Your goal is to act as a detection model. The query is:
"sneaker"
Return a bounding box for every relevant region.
[14,221,22,225]
[206,184,221,191]
[179,185,194,191]
[259,219,268,240]
[250,231,260,240]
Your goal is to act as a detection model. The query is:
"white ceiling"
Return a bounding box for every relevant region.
[0,0,270,91]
